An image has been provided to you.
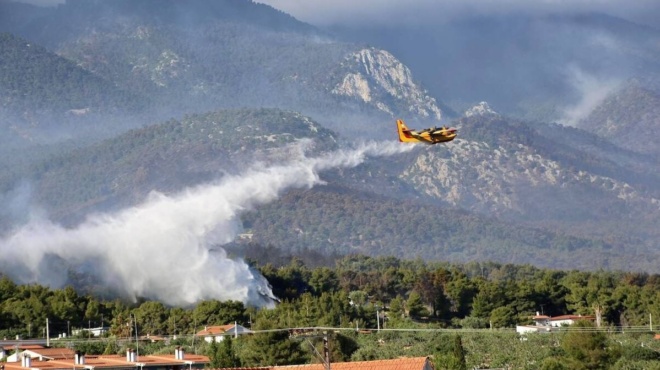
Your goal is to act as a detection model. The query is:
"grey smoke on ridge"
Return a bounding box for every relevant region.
[559,66,621,127]
[0,140,413,307]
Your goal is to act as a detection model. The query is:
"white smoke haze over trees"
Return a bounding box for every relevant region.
[559,66,622,127]
[0,141,412,307]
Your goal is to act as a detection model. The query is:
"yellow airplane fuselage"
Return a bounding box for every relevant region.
[397,119,457,144]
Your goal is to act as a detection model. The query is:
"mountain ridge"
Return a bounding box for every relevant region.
[0,0,657,275]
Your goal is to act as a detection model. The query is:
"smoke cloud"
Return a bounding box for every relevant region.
[559,66,621,127]
[0,140,412,307]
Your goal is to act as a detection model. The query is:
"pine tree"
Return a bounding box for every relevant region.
[217,336,240,368]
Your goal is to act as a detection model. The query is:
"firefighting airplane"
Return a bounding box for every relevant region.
[396,119,457,145]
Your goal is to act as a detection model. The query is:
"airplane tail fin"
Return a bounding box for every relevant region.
[397,119,416,143]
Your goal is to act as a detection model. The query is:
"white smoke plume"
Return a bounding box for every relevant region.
[0,140,413,307]
[559,66,621,127]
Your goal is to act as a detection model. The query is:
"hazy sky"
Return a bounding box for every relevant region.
[14,0,660,28]
[254,0,660,27]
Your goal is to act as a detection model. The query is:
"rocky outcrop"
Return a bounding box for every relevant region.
[332,48,443,120]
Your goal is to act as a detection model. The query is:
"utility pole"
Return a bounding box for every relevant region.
[650,313,653,331]
[133,314,139,358]
[46,318,50,347]
[323,332,331,370]
[302,332,331,370]
[191,317,196,354]
[376,310,380,332]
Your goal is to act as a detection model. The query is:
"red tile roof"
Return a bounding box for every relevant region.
[550,315,595,321]
[148,353,210,364]
[197,325,236,336]
[2,351,209,369]
[1,345,45,351]
[25,347,77,359]
[3,358,88,370]
[213,356,431,370]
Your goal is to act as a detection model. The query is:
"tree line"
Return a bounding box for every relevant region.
[1,253,660,368]
[2,253,658,337]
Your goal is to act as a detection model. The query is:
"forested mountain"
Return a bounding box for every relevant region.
[400,114,660,242]
[332,13,660,122]
[0,108,338,226]
[0,32,146,145]
[241,186,628,271]
[0,0,658,311]
[1,107,656,272]
[0,32,143,113]
[0,0,444,137]
[579,81,660,156]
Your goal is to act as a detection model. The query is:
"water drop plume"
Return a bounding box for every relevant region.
[0,140,413,306]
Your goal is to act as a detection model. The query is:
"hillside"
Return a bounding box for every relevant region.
[241,186,647,271]
[0,0,444,137]
[0,32,142,116]
[579,81,660,156]
[0,0,658,278]
[0,32,146,149]
[0,108,338,227]
[398,113,660,246]
[3,105,657,271]
[331,13,660,122]
[0,32,151,198]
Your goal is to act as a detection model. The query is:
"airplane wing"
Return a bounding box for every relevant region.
[408,131,434,144]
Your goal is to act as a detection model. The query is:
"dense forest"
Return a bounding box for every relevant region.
[1,253,659,369]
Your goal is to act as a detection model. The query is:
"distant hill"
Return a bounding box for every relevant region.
[0,0,444,137]
[0,0,658,275]
[0,32,142,115]
[1,105,659,272]
[330,13,660,122]
[0,31,146,145]
[579,81,660,157]
[0,108,338,226]
[399,113,660,247]
[241,185,651,271]
[0,32,149,188]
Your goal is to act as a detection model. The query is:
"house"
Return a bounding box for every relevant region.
[1,347,209,370]
[516,312,596,335]
[71,327,109,337]
[215,356,432,370]
[515,325,557,335]
[196,324,252,343]
[138,334,168,343]
[1,346,45,361]
[4,347,76,362]
[548,314,596,327]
